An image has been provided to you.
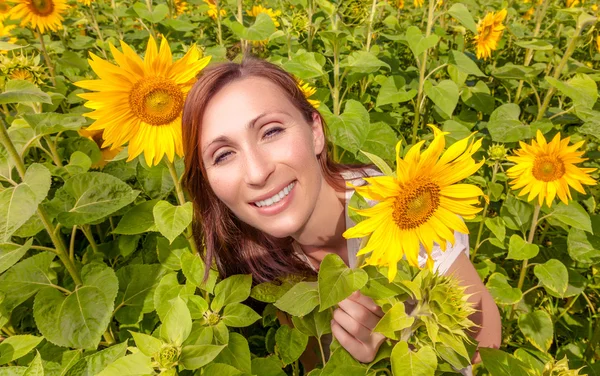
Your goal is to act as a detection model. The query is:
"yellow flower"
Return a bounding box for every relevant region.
[474,9,507,60]
[174,0,188,15]
[343,125,486,281]
[413,0,423,7]
[592,4,598,12]
[247,5,281,27]
[77,0,92,6]
[297,79,320,108]
[596,35,600,52]
[566,0,580,7]
[9,0,68,33]
[78,128,122,168]
[75,37,211,166]
[506,130,597,207]
[0,0,10,22]
[0,22,16,44]
[203,0,225,19]
[523,7,534,20]
[396,0,404,8]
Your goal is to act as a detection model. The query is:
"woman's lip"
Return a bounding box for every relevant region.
[249,180,296,203]
[251,181,296,216]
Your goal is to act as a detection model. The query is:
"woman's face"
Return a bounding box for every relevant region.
[200,76,326,238]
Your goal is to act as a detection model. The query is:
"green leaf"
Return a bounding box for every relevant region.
[179,344,226,370]
[567,227,600,264]
[96,351,153,376]
[211,274,252,312]
[318,253,368,311]
[0,239,33,274]
[373,302,415,340]
[479,348,532,376]
[133,2,168,23]
[282,52,325,80]
[157,236,190,271]
[114,264,168,324]
[534,259,568,296]
[274,281,319,317]
[486,273,522,305]
[37,342,81,376]
[34,263,118,349]
[246,13,276,41]
[375,76,417,107]
[0,184,38,242]
[0,335,43,366]
[405,26,439,59]
[136,162,174,199]
[159,296,192,346]
[501,194,533,232]
[449,50,485,77]
[21,113,86,136]
[359,150,393,177]
[129,332,163,357]
[518,310,553,352]
[390,341,437,376]
[221,303,261,327]
[485,217,506,241]
[514,39,553,50]
[342,51,390,74]
[291,308,332,338]
[153,201,193,244]
[0,80,52,105]
[49,172,139,226]
[486,104,531,143]
[180,252,218,294]
[320,347,367,375]
[548,202,592,233]
[214,333,251,373]
[250,279,295,303]
[275,325,309,365]
[153,272,193,318]
[22,352,43,376]
[113,200,158,235]
[447,3,477,33]
[507,235,539,260]
[251,356,287,376]
[423,80,459,117]
[546,74,598,110]
[64,342,127,376]
[0,252,55,319]
[204,363,245,376]
[23,164,51,204]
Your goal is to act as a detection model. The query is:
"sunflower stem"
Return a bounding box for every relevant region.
[87,3,109,59]
[36,30,56,87]
[365,0,377,51]
[412,0,435,145]
[81,225,99,254]
[237,0,246,51]
[166,159,200,255]
[215,0,224,46]
[0,119,82,286]
[306,0,314,52]
[316,336,327,366]
[471,160,499,260]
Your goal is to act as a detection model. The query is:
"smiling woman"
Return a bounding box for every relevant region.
[181,57,501,369]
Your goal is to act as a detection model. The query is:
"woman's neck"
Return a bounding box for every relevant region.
[292,178,349,265]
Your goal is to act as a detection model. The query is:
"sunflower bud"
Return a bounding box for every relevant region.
[0,53,47,88]
[204,310,221,326]
[488,144,507,161]
[542,356,585,376]
[157,344,180,370]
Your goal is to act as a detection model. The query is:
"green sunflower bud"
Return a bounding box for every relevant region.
[157,344,180,370]
[488,143,507,161]
[339,0,371,26]
[0,53,47,88]
[204,310,221,326]
[543,357,585,376]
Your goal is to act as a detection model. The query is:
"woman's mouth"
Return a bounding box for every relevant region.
[250,181,297,216]
[253,181,296,207]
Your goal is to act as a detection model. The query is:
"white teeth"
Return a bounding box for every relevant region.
[254,182,295,208]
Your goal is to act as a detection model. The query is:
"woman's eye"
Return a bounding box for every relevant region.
[263,127,283,139]
[214,150,232,165]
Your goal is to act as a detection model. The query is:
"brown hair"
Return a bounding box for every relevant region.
[181,56,368,284]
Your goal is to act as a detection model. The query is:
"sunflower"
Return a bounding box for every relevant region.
[395,0,404,9]
[9,0,68,33]
[247,5,281,27]
[343,125,486,281]
[75,37,211,166]
[76,0,92,6]
[413,0,423,7]
[523,7,534,20]
[474,9,507,60]
[0,22,16,44]
[0,0,10,21]
[203,0,225,19]
[297,79,320,108]
[78,128,122,168]
[596,35,600,53]
[566,0,581,7]
[174,0,188,15]
[506,130,596,207]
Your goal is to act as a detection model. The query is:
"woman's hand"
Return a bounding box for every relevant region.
[331,290,387,363]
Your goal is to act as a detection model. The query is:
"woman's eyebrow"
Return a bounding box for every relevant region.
[202,111,292,152]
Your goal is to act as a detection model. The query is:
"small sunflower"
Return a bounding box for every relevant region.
[9,0,68,33]
[0,0,10,21]
[0,22,16,44]
[78,128,122,168]
[76,0,92,6]
[395,0,404,9]
[0,53,47,86]
[247,5,281,27]
[566,0,581,7]
[203,0,225,19]
[413,0,423,7]
[506,130,596,207]
[297,79,320,108]
[473,9,506,60]
[174,0,188,15]
[343,125,486,281]
[523,7,534,20]
[75,37,211,166]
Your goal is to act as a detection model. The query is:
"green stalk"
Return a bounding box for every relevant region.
[471,160,499,260]
[87,3,109,59]
[81,225,99,254]
[412,0,435,144]
[237,0,246,51]
[306,0,314,52]
[365,0,378,51]
[166,159,199,255]
[215,0,224,46]
[0,120,82,285]
[36,30,56,87]
[536,26,582,120]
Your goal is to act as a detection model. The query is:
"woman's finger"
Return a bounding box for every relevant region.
[337,298,381,331]
[347,291,384,317]
[331,319,368,361]
[333,307,373,343]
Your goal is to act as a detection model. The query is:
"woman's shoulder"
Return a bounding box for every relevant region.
[340,167,383,187]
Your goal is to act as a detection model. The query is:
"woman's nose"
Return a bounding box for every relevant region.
[243,147,275,186]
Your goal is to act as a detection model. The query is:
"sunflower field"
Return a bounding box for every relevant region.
[0,0,600,374]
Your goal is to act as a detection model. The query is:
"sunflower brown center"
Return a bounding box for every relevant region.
[0,2,9,14]
[532,155,565,182]
[129,77,184,126]
[29,0,54,16]
[392,179,440,230]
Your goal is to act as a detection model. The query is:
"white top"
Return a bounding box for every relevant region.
[296,169,470,275]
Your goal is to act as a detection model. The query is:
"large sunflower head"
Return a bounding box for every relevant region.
[75,37,211,166]
[473,9,507,60]
[343,125,486,281]
[506,130,597,207]
[9,0,68,33]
